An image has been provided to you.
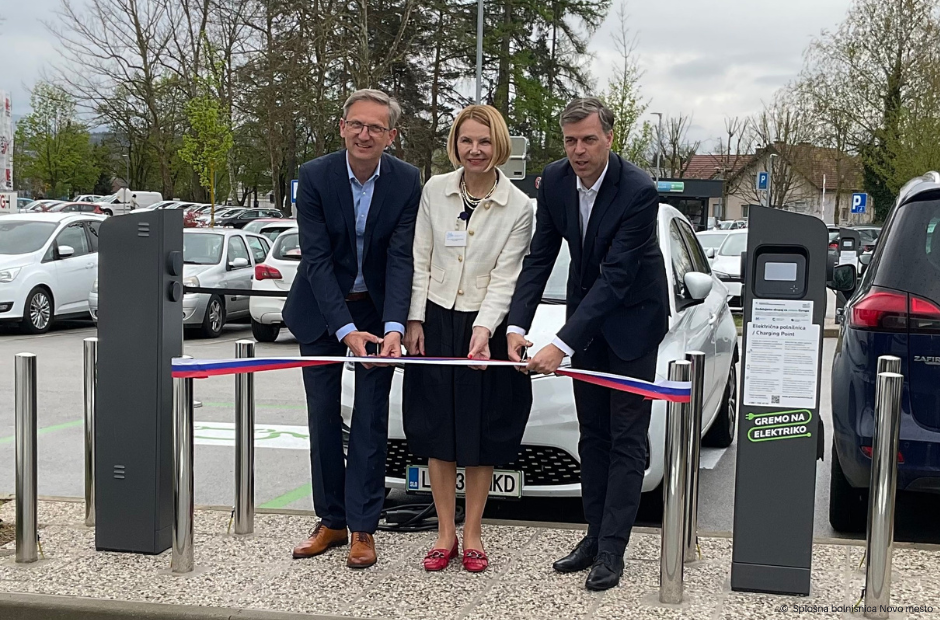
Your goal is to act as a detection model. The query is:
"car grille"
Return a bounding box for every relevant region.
[385,439,583,486]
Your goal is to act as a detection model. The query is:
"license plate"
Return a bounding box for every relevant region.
[405,465,524,498]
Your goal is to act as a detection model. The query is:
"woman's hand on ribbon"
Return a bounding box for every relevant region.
[404,321,425,356]
[468,326,491,371]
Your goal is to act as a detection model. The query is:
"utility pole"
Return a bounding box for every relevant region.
[652,112,663,184]
[475,0,483,104]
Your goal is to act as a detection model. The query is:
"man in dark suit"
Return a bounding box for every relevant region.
[507,98,669,591]
[283,89,421,569]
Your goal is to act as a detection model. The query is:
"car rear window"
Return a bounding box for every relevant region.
[273,232,302,261]
[873,192,940,305]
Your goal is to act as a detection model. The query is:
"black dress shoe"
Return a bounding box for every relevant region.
[585,552,624,591]
[552,536,597,573]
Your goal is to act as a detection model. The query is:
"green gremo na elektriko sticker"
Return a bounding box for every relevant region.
[746,409,813,442]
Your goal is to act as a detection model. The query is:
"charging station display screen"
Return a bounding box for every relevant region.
[764,262,798,282]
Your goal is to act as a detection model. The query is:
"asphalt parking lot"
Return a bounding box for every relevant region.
[1,319,939,543]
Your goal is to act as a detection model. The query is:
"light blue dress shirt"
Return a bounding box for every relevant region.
[335,154,404,343]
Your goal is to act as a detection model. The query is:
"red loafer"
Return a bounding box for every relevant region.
[463,548,488,573]
[423,537,459,571]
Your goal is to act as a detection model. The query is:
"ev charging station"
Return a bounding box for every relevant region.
[95,210,183,554]
[731,205,827,595]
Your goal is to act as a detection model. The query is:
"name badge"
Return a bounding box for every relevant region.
[445,231,468,247]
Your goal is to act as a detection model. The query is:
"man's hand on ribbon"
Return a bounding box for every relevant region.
[527,343,566,375]
[507,332,532,374]
[343,330,383,369]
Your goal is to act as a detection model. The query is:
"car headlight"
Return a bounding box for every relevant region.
[183,275,200,289]
[0,267,22,283]
[91,278,98,293]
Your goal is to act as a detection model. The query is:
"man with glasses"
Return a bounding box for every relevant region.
[284,89,421,569]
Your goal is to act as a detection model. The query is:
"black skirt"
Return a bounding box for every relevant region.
[402,302,533,467]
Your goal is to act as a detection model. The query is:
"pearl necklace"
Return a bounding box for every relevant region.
[460,174,498,209]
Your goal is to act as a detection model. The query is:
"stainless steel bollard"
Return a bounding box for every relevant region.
[171,374,195,573]
[683,351,705,564]
[83,337,97,528]
[235,340,256,535]
[864,369,904,619]
[15,353,38,564]
[877,355,901,375]
[660,360,691,604]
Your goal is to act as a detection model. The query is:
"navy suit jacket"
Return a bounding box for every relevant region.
[507,152,669,361]
[283,150,421,344]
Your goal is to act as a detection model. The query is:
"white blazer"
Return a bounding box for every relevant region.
[409,168,533,335]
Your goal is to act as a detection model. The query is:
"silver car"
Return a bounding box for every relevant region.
[181,228,270,337]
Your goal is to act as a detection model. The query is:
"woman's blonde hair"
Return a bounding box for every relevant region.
[446,105,512,171]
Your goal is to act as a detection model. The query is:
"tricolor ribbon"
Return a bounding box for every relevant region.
[171,356,691,403]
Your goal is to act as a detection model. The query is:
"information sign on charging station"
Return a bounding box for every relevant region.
[731,205,827,596]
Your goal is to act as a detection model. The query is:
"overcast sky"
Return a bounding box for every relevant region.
[3,0,853,149]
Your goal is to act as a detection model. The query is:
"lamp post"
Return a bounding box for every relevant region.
[122,152,130,189]
[475,0,484,104]
[652,112,663,185]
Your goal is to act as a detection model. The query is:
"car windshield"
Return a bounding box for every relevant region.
[697,233,728,250]
[183,233,224,265]
[719,233,747,256]
[542,251,570,303]
[0,221,59,255]
[273,232,302,260]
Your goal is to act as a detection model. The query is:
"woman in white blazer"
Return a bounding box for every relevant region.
[403,105,533,573]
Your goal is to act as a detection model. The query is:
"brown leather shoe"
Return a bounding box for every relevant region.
[347,532,377,568]
[292,523,348,559]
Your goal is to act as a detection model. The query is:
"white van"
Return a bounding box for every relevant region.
[94,189,163,216]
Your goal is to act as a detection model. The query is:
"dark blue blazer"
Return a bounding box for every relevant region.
[283,151,421,344]
[507,152,669,361]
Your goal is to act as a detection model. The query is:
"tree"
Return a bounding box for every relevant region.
[658,114,700,178]
[180,63,234,227]
[13,83,98,198]
[712,116,752,220]
[800,0,940,220]
[602,1,652,166]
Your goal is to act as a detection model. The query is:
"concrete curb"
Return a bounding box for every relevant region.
[0,592,369,620]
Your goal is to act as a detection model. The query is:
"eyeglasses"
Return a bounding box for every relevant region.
[343,119,391,137]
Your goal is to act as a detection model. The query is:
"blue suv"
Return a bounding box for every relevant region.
[829,173,940,532]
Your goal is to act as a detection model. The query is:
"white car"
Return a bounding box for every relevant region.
[249,223,299,342]
[710,229,747,311]
[0,213,105,333]
[340,204,738,498]
[696,230,730,264]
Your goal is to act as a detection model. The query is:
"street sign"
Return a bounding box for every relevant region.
[657,181,685,193]
[851,193,868,214]
[290,179,298,204]
[756,171,769,191]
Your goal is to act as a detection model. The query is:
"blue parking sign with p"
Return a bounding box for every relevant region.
[757,172,769,191]
[291,179,299,204]
[851,193,867,214]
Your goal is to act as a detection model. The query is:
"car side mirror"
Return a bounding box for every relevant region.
[229,257,250,269]
[57,245,75,258]
[684,272,713,302]
[830,263,856,293]
[705,247,716,259]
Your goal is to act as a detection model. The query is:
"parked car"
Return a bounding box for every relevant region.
[195,207,245,227]
[74,194,106,203]
[829,171,940,532]
[216,208,286,229]
[16,197,33,210]
[851,225,882,254]
[0,213,104,333]
[243,218,295,238]
[181,228,271,337]
[249,223,299,341]
[696,230,730,263]
[337,204,739,499]
[47,202,106,215]
[22,200,64,213]
[93,189,163,216]
[710,230,746,311]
